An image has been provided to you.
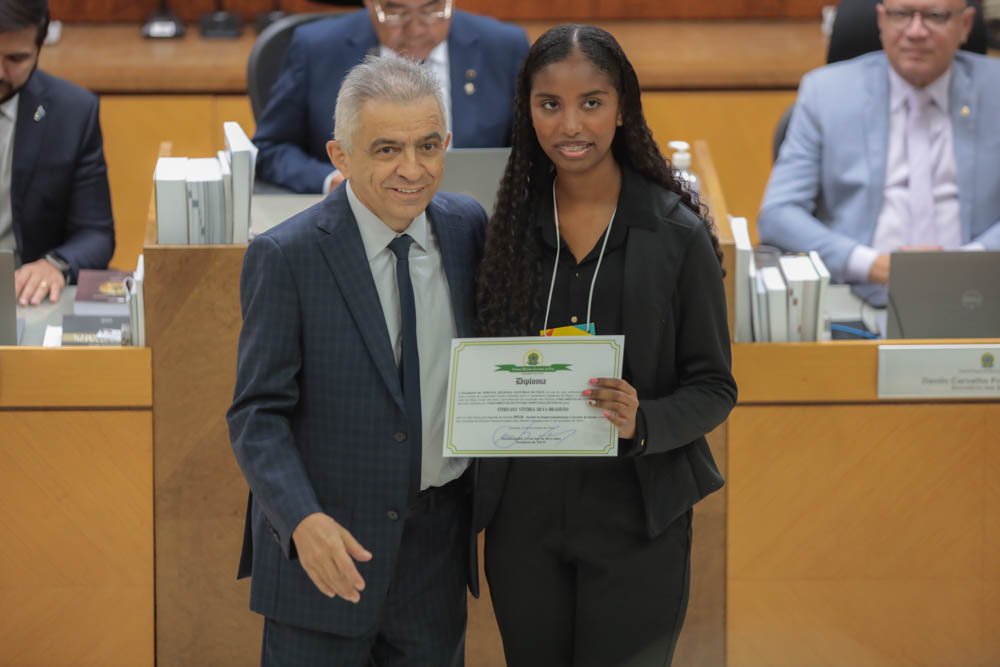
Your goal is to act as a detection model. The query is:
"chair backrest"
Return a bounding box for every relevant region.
[771,105,795,163]
[247,12,346,122]
[827,0,988,64]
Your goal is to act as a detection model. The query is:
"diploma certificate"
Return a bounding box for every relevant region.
[442,336,625,457]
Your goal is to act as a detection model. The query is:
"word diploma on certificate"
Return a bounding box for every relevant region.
[442,336,625,457]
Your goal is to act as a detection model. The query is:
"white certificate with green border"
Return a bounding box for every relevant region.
[442,336,625,457]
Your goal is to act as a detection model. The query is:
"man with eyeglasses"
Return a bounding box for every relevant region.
[758,0,1000,302]
[253,0,529,195]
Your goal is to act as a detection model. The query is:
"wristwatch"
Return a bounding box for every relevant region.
[44,252,72,282]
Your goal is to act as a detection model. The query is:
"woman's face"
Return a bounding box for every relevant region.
[529,50,621,177]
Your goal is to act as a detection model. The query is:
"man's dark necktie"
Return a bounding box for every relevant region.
[388,234,422,502]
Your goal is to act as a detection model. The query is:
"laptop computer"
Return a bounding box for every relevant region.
[439,147,511,216]
[0,249,18,345]
[886,250,1000,339]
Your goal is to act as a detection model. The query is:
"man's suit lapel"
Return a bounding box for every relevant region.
[950,55,976,243]
[12,73,48,218]
[862,56,890,243]
[446,15,482,145]
[427,200,475,338]
[316,189,405,411]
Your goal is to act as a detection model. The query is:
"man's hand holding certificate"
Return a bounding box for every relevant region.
[442,336,625,457]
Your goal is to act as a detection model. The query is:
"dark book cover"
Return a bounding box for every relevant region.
[61,315,131,346]
[74,270,132,316]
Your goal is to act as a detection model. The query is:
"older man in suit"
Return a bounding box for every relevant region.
[228,54,485,665]
[0,0,114,306]
[758,0,1000,303]
[252,0,529,194]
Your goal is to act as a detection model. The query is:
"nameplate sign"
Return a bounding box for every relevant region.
[878,344,1000,399]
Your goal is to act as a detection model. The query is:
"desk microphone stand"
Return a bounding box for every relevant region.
[141,0,185,39]
[200,0,244,39]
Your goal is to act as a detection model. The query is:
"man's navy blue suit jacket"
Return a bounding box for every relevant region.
[228,185,486,636]
[252,9,529,193]
[12,69,114,280]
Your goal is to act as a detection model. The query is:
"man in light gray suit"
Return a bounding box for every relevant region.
[758,0,1000,302]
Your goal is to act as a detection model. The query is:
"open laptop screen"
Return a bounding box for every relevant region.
[0,250,17,345]
[439,148,511,216]
[886,250,1000,339]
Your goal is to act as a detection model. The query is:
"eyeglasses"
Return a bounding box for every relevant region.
[882,6,966,28]
[371,0,453,27]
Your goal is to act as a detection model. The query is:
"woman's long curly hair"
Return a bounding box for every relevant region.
[476,24,724,337]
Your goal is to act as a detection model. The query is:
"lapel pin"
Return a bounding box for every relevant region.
[465,68,477,80]
[464,82,475,96]
[33,105,45,122]
[960,105,970,117]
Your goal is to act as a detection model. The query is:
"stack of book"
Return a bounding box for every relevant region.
[728,217,831,343]
[62,268,133,346]
[154,122,258,245]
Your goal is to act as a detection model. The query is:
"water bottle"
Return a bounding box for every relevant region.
[671,149,700,198]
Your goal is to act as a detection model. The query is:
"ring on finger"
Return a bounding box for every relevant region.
[39,280,49,288]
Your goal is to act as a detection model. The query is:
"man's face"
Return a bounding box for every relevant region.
[365,0,452,61]
[0,26,40,104]
[877,0,975,87]
[327,95,450,232]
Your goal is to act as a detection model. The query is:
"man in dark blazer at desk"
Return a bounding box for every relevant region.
[253,0,529,194]
[0,0,114,306]
[228,55,485,665]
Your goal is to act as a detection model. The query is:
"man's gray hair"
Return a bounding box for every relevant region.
[333,54,446,151]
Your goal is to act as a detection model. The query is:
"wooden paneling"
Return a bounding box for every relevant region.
[0,410,153,667]
[728,403,1000,666]
[101,96,216,271]
[144,244,259,667]
[0,347,151,408]
[644,91,799,240]
[50,0,828,21]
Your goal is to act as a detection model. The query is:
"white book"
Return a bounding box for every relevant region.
[217,151,234,244]
[154,157,188,245]
[728,216,753,342]
[186,158,225,245]
[779,255,820,342]
[809,251,831,341]
[753,268,770,342]
[760,266,788,342]
[127,254,145,347]
[224,121,259,244]
[748,256,764,342]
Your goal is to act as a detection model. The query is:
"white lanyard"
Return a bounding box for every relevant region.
[542,181,618,332]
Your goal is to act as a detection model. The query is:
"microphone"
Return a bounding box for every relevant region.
[200,0,244,39]
[141,0,185,39]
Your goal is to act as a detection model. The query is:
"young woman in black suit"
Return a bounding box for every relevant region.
[475,24,738,667]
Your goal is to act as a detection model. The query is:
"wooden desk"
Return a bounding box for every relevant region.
[40,21,828,94]
[727,341,1000,666]
[0,346,153,667]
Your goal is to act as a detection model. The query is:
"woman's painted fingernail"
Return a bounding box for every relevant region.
[588,399,597,407]
[582,389,592,396]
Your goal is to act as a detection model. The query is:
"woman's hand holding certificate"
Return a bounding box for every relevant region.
[441,336,625,457]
